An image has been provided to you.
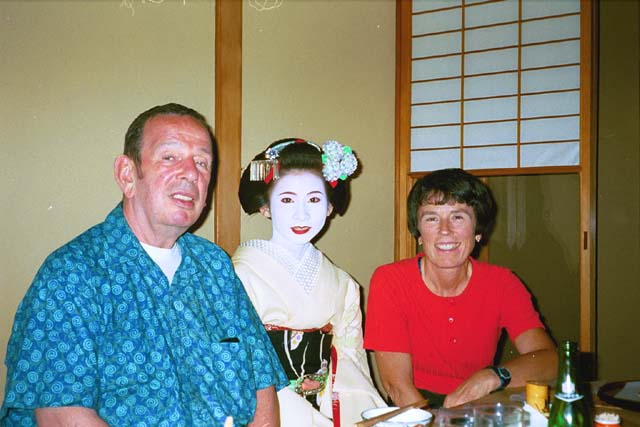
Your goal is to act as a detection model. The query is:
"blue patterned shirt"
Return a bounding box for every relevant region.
[1,205,288,427]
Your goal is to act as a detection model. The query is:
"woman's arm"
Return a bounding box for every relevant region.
[375,351,424,406]
[443,327,557,407]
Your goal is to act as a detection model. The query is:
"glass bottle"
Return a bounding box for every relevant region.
[548,340,588,427]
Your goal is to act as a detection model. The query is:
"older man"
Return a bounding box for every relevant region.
[1,104,287,427]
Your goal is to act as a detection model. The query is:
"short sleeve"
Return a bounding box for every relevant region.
[499,270,545,340]
[363,264,411,353]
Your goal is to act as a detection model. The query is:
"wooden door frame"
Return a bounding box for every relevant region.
[214,0,242,255]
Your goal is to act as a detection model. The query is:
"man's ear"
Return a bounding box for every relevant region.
[259,205,271,219]
[327,203,334,217]
[114,155,136,198]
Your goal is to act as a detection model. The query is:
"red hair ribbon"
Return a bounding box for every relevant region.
[264,166,275,184]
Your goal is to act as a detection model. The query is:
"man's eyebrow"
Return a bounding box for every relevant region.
[156,140,213,156]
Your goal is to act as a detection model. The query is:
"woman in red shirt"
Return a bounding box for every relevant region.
[364,168,557,408]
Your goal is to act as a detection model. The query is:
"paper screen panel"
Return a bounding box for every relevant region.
[465,48,518,75]
[465,0,518,27]
[521,117,579,143]
[521,142,579,167]
[521,66,580,93]
[412,0,461,13]
[413,8,461,35]
[412,126,460,150]
[522,15,580,44]
[522,0,580,19]
[464,72,518,99]
[411,148,460,172]
[521,91,579,119]
[464,97,518,123]
[413,32,461,58]
[464,145,518,169]
[465,24,519,51]
[412,103,460,127]
[464,122,517,147]
[522,40,580,68]
[413,56,461,81]
[412,79,461,104]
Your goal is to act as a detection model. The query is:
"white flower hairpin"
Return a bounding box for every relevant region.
[320,140,358,188]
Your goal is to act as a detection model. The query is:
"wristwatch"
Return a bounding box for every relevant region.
[487,365,511,391]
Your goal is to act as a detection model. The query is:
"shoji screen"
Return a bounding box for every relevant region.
[409,0,582,173]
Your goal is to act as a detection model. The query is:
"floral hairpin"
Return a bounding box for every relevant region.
[321,140,358,188]
[249,139,358,187]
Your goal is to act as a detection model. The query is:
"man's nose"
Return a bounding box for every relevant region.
[181,158,198,183]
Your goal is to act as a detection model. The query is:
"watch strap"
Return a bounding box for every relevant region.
[487,365,511,391]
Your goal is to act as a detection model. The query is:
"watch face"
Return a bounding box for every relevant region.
[498,367,511,381]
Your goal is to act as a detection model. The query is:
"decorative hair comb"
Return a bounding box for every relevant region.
[249,139,358,187]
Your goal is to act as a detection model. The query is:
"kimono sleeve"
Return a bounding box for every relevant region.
[1,252,102,424]
[230,272,289,392]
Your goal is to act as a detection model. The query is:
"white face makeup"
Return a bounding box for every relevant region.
[264,171,333,253]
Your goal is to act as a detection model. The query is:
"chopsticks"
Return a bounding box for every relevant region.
[355,398,430,427]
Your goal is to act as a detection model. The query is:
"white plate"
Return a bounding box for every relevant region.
[361,406,433,427]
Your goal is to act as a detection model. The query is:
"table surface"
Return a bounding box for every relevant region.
[472,385,640,427]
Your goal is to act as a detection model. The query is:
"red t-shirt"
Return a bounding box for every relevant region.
[363,255,544,394]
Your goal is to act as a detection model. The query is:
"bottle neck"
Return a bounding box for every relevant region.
[554,341,582,400]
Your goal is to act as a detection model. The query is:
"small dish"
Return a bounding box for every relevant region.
[361,406,433,427]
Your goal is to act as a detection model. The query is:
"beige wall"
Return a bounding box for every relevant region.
[597,0,640,380]
[0,0,215,398]
[241,1,396,289]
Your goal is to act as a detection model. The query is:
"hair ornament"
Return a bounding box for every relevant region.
[249,139,320,182]
[249,139,357,187]
[321,140,358,187]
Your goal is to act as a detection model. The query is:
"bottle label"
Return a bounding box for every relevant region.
[554,392,584,403]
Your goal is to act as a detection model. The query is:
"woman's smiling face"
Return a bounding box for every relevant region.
[265,170,333,249]
[417,201,480,270]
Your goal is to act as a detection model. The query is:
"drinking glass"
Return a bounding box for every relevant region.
[434,406,475,427]
[473,403,527,427]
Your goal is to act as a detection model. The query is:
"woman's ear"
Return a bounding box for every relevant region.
[475,234,482,243]
[114,155,136,198]
[326,203,334,217]
[259,205,271,219]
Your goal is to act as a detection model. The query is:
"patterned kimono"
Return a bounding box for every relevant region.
[232,240,386,427]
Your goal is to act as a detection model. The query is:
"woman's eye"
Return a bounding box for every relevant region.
[309,196,321,203]
[163,155,176,161]
[280,197,293,203]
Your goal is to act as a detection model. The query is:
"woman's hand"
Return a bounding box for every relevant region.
[444,328,557,408]
[443,368,500,407]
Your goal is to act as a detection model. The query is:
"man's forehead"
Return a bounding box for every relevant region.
[142,114,213,152]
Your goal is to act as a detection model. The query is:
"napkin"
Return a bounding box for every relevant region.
[523,402,548,427]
